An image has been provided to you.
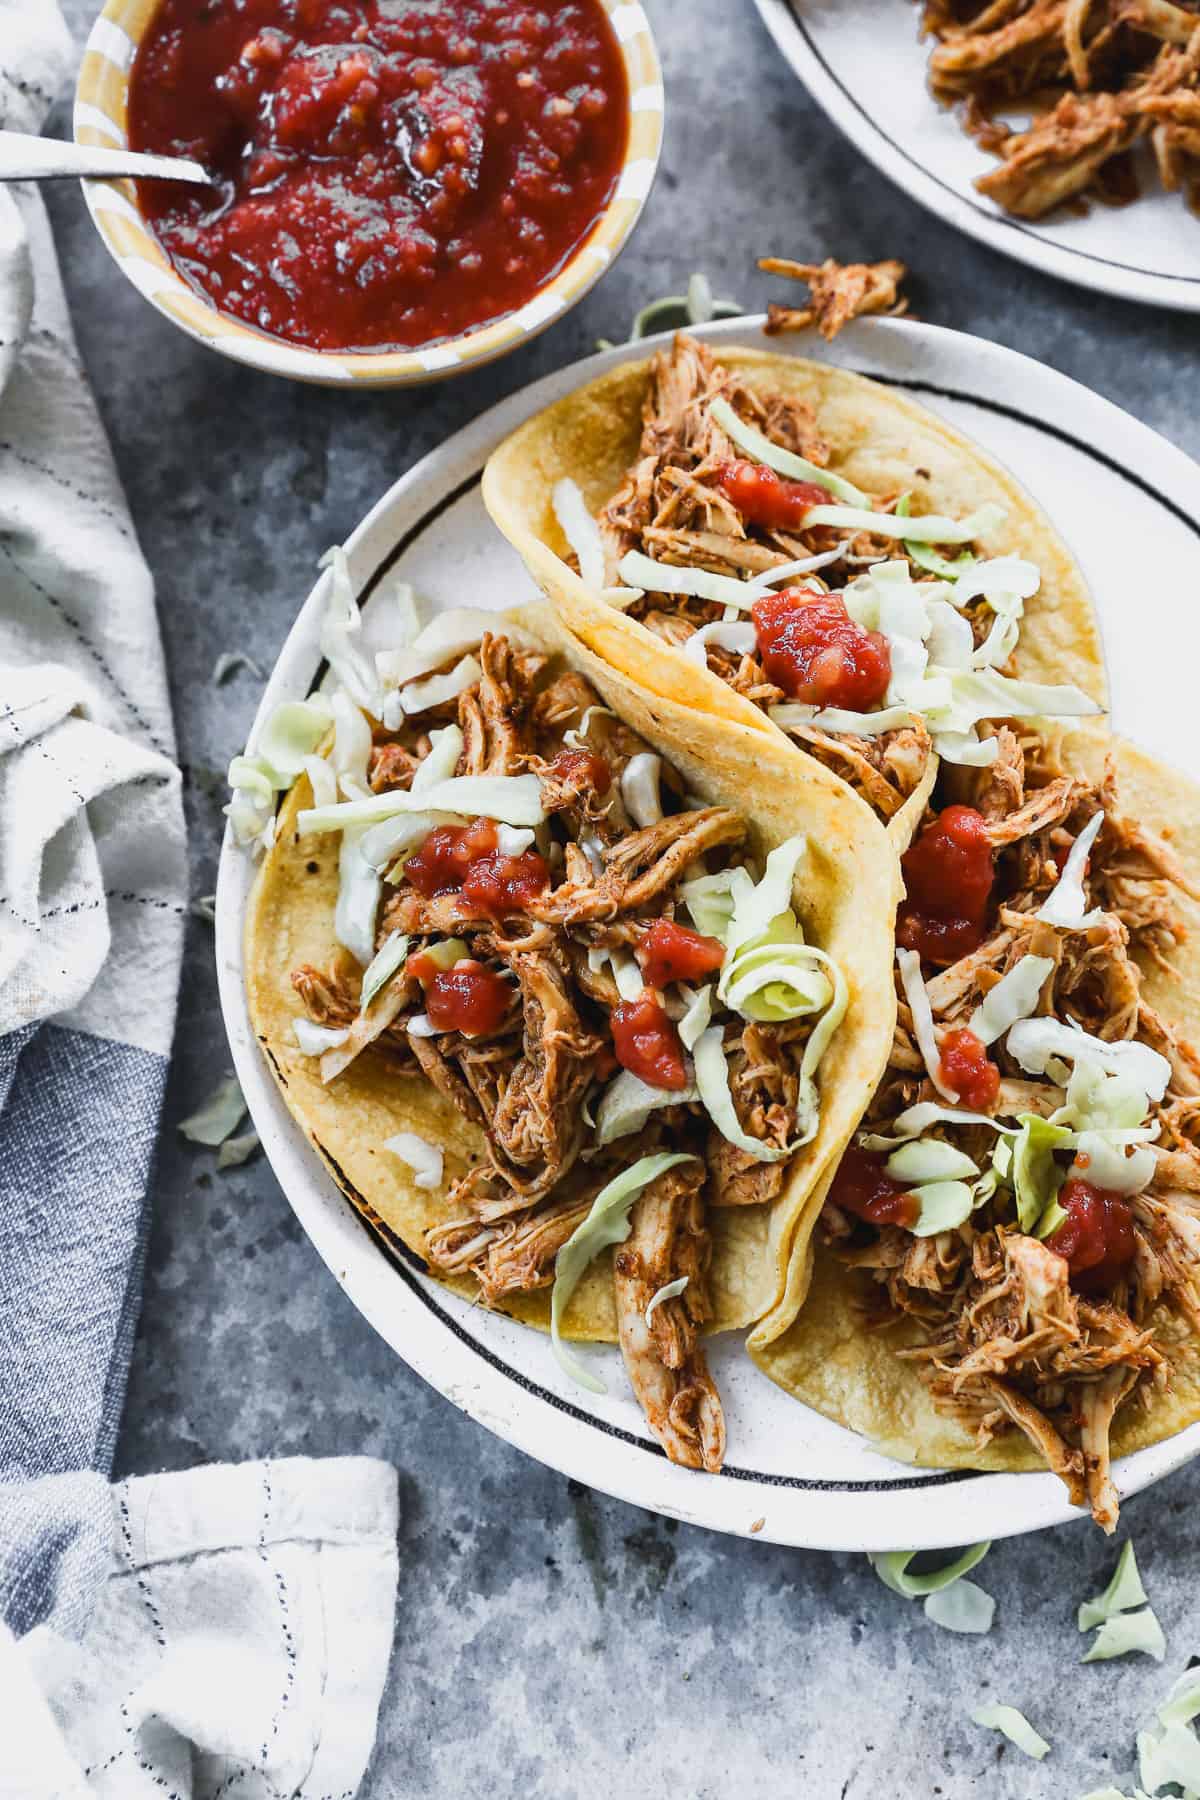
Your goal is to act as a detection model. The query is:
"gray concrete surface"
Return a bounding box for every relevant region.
[49,2,1200,1795]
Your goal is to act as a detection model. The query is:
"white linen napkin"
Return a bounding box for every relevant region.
[0,1456,400,1800]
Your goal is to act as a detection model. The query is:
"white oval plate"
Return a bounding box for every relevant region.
[753,0,1200,313]
[216,316,1200,1549]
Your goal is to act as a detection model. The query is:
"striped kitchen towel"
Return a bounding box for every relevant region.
[0,1,186,1633]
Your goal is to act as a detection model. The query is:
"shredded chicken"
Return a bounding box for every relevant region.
[759,256,909,339]
[918,1,1200,220]
[825,732,1200,1527]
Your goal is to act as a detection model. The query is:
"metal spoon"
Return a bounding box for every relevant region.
[0,130,213,186]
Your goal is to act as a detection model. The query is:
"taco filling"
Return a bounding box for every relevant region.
[811,730,1200,1529]
[546,333,1102,827]
[239,595,856,1471]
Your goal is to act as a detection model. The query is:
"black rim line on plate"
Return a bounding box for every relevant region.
[300,367,1197,1498]
[783,2,1200,288]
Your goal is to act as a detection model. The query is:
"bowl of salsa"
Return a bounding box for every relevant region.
[75,0,661,386]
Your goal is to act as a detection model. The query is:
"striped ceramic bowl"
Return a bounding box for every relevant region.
[74,1,664,388]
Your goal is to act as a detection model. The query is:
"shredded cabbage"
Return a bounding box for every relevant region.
[746,543,849,591]
[594,1069,698,1146]
[707,396,869,506]
[860,1101,1014,1150]
[885,1140,978,1183]
[1072,1131,1157,1196]
[806,500,1006,544]
[682,621,757,667]
[299,772,547,836]
[971,1705,1050,1761]
[302,753,337,809]
[552,477,606,590]
[1007,1019,1172,1102]
[721,836,807,963]
[216,1130,259,1170]
[383,1131,443,1191]
[679,868,738,940]
[1139,1720,1200,1796]
[1037,810,1105,929]
[320,975,410,1081]
[394,654,482,720]
[678,984,713,1052]
[179,1075,246,1147]
[359,930,410,1014]
[645,1275,689,1325]
[770,701,920,739]
[621,752,663,827]
[616,549,759,611]
[924,1580,995,1635]
[720,930,834,1025]
[1078,1542,1149,1631]
[909,1180,976,1236]
[331,689,372,787]
[563,705,615,750]
[319,547,382,716]
[1157,1666,1200,1729]
[374,607,500,687]
[1012,1113,1073,1231]
[226,696,335,850]
[335,829,382,965]
[1084,1609,1166,1665]
[896,949,958,1103]
[292,1018,349,1055]
[693,1027,793,1163]
[551,1153,699,1392]
[868,1541,990,1597]
[968,953,1054,1046]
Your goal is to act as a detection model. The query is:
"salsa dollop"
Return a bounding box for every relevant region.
[828,1146,919,1230]
[1046,1179,1137,1293]
[127,0,630,353]
[938,1026,1000,1112]
[611,994,689,1092]
[404,818,549,918]
[752,590,892,712]
[897,804,995,967]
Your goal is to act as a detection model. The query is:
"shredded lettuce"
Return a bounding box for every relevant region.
[621,752,663,827]
[896,948,958,1103]
[226,696,334,850]
[1157,1666,1200,1729]
[645,1275,689,1325]
[383,1131,443,1191]
[924,1579,995,1634]
[868,1541,990,1596]
[1012,1113,1073,1232]
[721,936,835,1026]
[392,654,482,721]
[860,1101,1014,1150]
[292,1018,349,1056]
[594,1069,698,1147]
[179,1075,246,1147]
[679,868,738,940]
[971,1705,1050,1761]
[1072,1131,1157,1196]
[552,477,606,590]
[375,606,499,687]
[968,952,1054,1046]
[694,1026,793,1162]
[1084,1610,1166,1665]
[551,1153,698,1392]
[1038,811,1105,929]
[1139,1719,1200,1795]
[707,396,869,506]
[885,1140,978,1183]
[302,753,338,809]
[896,494,980,578]
[1079,1542,1149,1630]
[335,829,382,966]
[721,837,807,962]
[1007,1018,1171,1103]
[331,689,372,787]
[216,1130,260,1170]
[771,701,920,739]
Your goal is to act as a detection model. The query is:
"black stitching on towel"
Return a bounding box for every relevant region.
[117,1495,167,1650]
[0,694,87,808]
[0,442,135,542]
[258,1464,297,1762]
[0,538,171,757]
[0,67,54,109]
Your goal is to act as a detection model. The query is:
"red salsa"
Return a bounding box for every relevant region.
[828,1146,919,1230]
[126,0,630,352]
[546,746,612,797]
[898,805,995,967]
[938,1027,1000,1112]
[752,590,892,712]
[1046,1179,1137,1293]
[420,958,511,1037]
[404,818,549,918]
[636,919,726,989]
[611,994,689,1092]
[716,460,830,531]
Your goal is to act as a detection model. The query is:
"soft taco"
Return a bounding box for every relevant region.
[233,567,899,1471]
[482,332,1108,846]
[749,724,1200,1531]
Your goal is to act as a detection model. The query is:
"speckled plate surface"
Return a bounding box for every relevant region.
[752,0,1200,314]
[216,317,1200,1549]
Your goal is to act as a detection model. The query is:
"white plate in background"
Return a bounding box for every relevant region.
[753,0,1200,312]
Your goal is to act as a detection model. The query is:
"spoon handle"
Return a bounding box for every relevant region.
[0,130,211,186]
